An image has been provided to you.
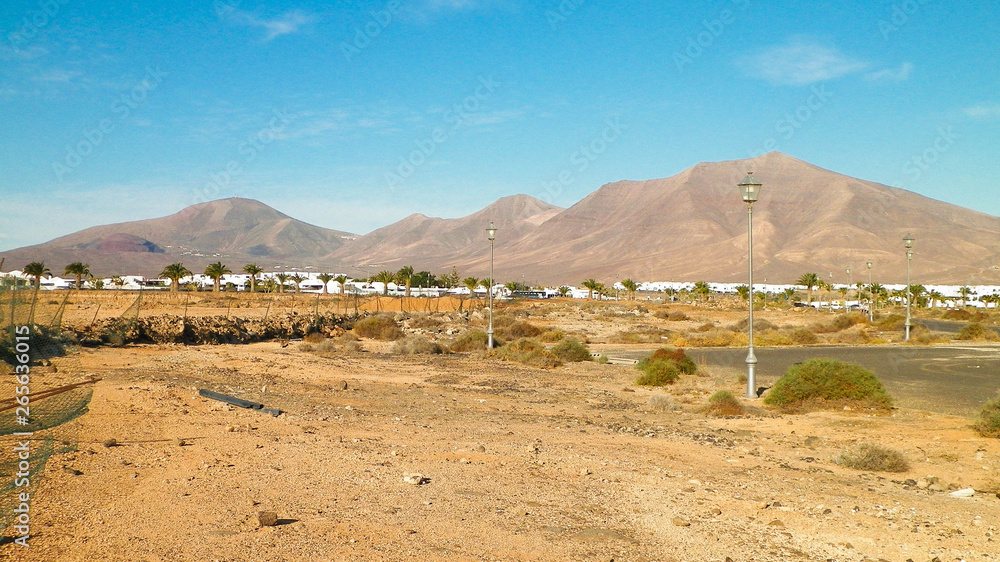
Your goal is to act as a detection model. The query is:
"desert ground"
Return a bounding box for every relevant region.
[3,292,1000,561]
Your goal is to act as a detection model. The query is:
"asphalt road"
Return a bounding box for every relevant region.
[622,345,1000,418]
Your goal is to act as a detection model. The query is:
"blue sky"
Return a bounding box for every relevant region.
[1,0,998,250]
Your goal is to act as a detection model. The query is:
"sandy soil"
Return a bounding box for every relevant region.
[3,298,1000,561]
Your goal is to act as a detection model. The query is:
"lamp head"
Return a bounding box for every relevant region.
[903,233,914,249]
[486,222,497,241]
[738,171,762,203]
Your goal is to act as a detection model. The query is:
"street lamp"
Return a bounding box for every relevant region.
[903,233,914,341]
[866,260,873,322]
[486,222,497,349]
[738,171,762,399]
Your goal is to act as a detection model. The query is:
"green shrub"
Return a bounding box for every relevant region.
[635,359,679,386]
[550,338,591,362]
[647,348,697,374]
[497,338,560,368]
[973,391,1000,438]
[705,390,745,416]
[957,322,1000,342]
[836,442,909,472]
[450,330,490,352]
[353,315,403,341]
[763,358,893,410]
[392,335,444,355]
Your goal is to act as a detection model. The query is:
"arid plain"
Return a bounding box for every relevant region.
[3,292,1000,562]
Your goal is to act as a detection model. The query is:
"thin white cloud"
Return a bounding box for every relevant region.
[866,62,913,82]
[739,37,868,86]
[963,103,1000,120]
[31,69,83,82]
[218,6,315,41]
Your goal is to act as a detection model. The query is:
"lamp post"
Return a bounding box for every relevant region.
[486,222,497,349]
[866,260,873,322]
[738,171,762,399]
[903,233,914,341]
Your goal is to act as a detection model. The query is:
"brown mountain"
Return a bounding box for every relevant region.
[0,198,357,277]
[485,152,1000,285]
[327,194,563,274]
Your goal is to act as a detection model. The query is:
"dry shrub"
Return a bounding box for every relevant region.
[539,329,566,343]
[695,322,716,332]
[303,332,325,344]
[836,442,909,472]
[943,309,973,321]
[654,309,689,321]
[450,330,490,352]
[704,390,745,416]
[906,323,934,344]
[497,338,561,368]
[496,320,542,341]
[307,334,362,356]
[686,329,746,347]
[731,318,778,332]
[876,313,905,331]
[550,338,591,362]
[393,335,444,355]
[828,327,876,345]
[756,329,793,346]
[973,390,1000,438]
[957,322,1000,342]
[827,313,868,332]
[609,328,669,344]
[764,358,893,411]
[407,315,442,329]
[647,394,675,411]
[353,315,403,341]
[790,327,819,345]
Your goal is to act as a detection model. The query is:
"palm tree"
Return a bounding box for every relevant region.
[290,273,305,294]
[372,271,396,295]
[557,286,571,297]
[23,262,50,290]
[395,266,414,298]
[838,286,848,310]
[664,287,678,302]
[110,275,125,290]
[64,261,91,289]
[621,278,638,301]
[462,277,480,298]
[204,262,231,292]
[735,284,750,301]
[160,263,192,293]
[333,274,349,295]
[274,273,290,294]
[243,264,263,293]
[582,278,600,300]
[928,289,945,309]
[88,278,105,290]
[317,273,335,295]
[958,286,975,307]
[692,281,712,303]
[797,273,820,304]
[782,287,797,301]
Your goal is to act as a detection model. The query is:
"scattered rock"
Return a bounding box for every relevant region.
[336,380,348,391]
[63,467,83,476]
[710,507,722,516]
[475,444,486,453]
[175,438,188,447]
[103,438,118,448]
[403,473,425,485]
[768,519,785,528]
[258,511,279,527]
[672,517,691,527]
[580,467,591,476]
[949,488,975,498]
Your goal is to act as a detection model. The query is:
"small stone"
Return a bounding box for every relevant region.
[103,438,118,448]
[580,467,591,476]
[258,511,279,527]
[403,473,425,485]
[768,519,785,528]
[459,457,469,464]
[336,380,348,391]
[63,467,83,476]
[710,507,722,516]
[949,488,975,498]
[672,517,691,526]
[475,444,486,453]
[771,500,782,508]
[175,438,188,447]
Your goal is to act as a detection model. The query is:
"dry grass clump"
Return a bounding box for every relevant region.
[875,313,905,331]
[303,332,326,344]
[407,315,443,329]
[539,329,566,343]
[973,391,1000,438]
[957,322,1000,342]
[828,326,877,345]
[497,338,561,368]
[450,330,490,352]
[496,320,542,341]
[392,335,445,355]
[550,338,591,362]
[353,315,404,341]
[608,328,670,344]
[704,390,746,416]
[684,329,747,347]
[943,309,973,321]
[730,318,778,332]
[763,358,893,411]
[836,442,909,472]
[824,313,868,333]
[654,309,689,321]
[301,333,362,355]
[647,394,675,412]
